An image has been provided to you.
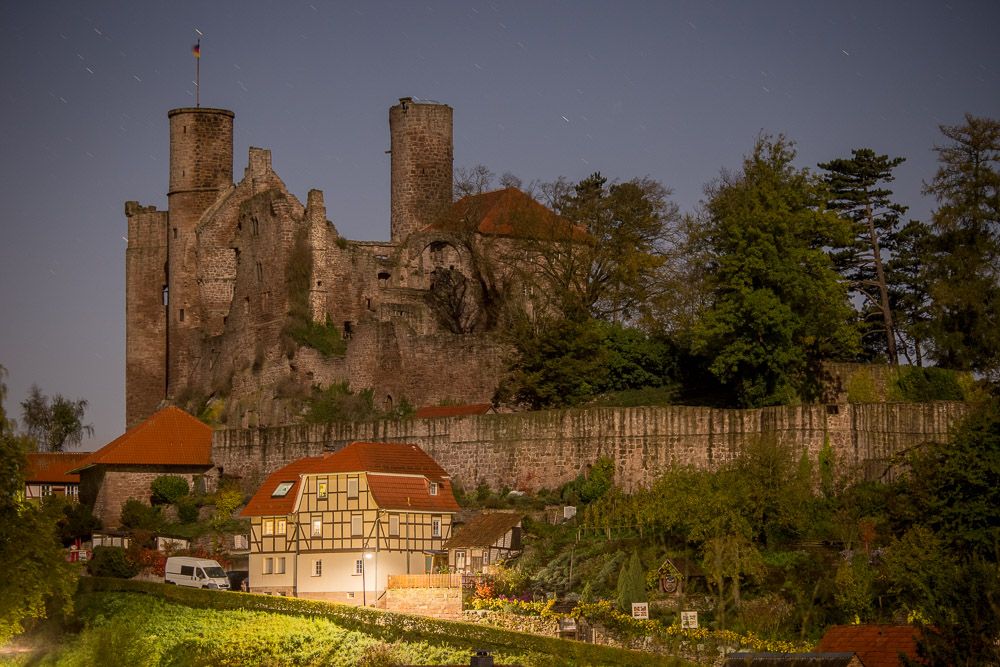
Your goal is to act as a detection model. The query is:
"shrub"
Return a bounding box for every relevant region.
[151,475,190,505]
[177,497,200,524]
[846,368,879,403]
[888,366,966,402]
[213,485,244,524]
[119,498,163,532]
[87,546,139,579]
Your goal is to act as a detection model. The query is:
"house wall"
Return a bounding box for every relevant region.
[80,464,215,528]
[213,401,968,496]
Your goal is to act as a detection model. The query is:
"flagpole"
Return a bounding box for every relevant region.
[195,39,200,107]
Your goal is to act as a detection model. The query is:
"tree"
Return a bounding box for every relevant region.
[20,384,93,451]
[820,149,907,364]
[0,366,77,644]
[921,114,1000,377]
[885,220,936,366]
[616,551,646,613]
[150,475,190,505]
[691,134,859,407]
[545,173,679,324]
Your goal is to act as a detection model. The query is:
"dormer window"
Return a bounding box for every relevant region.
[271,481,295,498]
[429,482,438,496]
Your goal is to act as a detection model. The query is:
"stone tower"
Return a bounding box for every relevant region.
[389,97,453,242]
[165,107,235,398]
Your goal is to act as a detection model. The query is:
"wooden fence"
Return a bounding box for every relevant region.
[386,573,462,589]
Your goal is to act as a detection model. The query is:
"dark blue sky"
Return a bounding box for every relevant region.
[1,1,997,450]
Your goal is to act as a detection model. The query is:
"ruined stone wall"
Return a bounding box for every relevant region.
[125,203,169,428]
[212,402,968,495]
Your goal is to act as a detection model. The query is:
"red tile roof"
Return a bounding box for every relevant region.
[430,187,588,242]
[367,474,460,512]
[241,442,457,517]
[240,456,321,517]
[69,406,213,472]
[815,625,923,667]
[444,511,522,549]
[25,453,89,483]
[413,403,493,419]
[309,442,452,479]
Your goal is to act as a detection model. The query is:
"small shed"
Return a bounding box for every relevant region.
[655,557,705,595]
[444,512,523,573]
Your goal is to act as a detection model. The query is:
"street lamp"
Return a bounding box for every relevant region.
[362,552,373,606]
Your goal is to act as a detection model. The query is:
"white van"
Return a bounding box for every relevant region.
[164,557,230,590]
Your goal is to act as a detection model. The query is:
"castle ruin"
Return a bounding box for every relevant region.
[125,98,541,429]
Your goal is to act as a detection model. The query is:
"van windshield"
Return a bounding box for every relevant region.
[203,566,226,579]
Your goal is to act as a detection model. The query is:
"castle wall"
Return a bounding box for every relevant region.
[80,464,215,528]
[125,203,169,428]
[211,402,968,495]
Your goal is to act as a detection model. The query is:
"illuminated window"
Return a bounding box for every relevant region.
[317,481,328,499]
[389,514,399,536]
[351,514,363,537]
[347,478,358,499]
[276,518,286,534]
[312,518,322,537]
[262,519,274,536]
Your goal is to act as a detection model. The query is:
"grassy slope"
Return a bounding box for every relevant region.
[1,579,697,667]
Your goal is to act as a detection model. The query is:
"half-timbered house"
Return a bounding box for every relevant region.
[240,441,459,603]
[444,511,523,573]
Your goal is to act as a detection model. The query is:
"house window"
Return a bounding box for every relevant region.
[455,550,466,570]
[263,557,273,575]
[389,514,399,537]
[276,557,285,574]
[262,519,274,536]
[312,518,322,537]
[317,481,328,499]
[312,559,322,577]
[429,482,438,496]
[271,481,295,498]
[347,478,358,499]
[432,517,441,538]
[351,514,363,537]
[41,485,51,496]
[276,519,286,535]
[354,558,363,575]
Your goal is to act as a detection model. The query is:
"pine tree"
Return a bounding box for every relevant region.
[820,149,907,364]
[616,551,646,613]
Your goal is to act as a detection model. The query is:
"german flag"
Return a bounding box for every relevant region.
[193,42,200,58]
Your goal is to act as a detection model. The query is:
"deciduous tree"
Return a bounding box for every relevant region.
[20,384,93,452]
[691,134,859,407]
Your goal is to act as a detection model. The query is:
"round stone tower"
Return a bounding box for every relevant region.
[165,107,235,395]
[389,97,453,242]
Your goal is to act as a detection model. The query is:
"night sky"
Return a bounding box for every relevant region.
[1,1,997,450]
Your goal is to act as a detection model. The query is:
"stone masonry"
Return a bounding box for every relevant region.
[212,401,968,496]
[78,464,215,528]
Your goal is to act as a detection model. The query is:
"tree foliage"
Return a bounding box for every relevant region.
[151,475,190,505]
[19,384,93,452]
[819,149,907,364]
[691,134,859,407]
[921,114,1000,377]
[0,366,77,644]
[616,551,646,613]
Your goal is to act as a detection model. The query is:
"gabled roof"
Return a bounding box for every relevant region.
[240,456,321,517]
[444,511,522,549]
[241,442,458,517]
[25,453,89,483]
[413,403,494,419]
[726,654,861,667]
[308,442,451,479]
[658,556,706,579]
[430,187,588,242]
[815,625,922,667]
[367,474,460,512]
[68,406,212,473]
